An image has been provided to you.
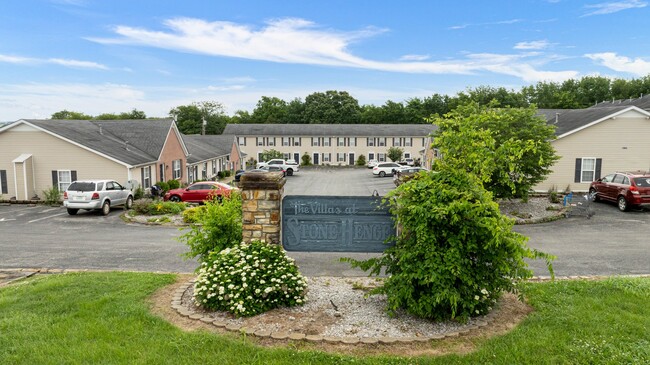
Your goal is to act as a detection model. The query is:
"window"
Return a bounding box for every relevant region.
[267,137,275,146]
[283,153,291,160]
[57,170,72,192]
[256,137,264,146]
[378,138,386,146]
[338,137,345,147]
[350,138,356,147]
[282,137,290,146]
[142,166,151,189]
[580,158,596,182]
[212,160,217,175]
[311,137,320,147]
[337,153,346,162]
[405,138,412,147]
[238,137,246,146]
[172,160,181,179]
[393,138,401,147]
[0,170,7,194]
[404,153,411,159]
[367,138,375,147]
[368,153,375,160]
[202,162,208,179]
[378,153,386,162]
[293,137,301,146]
[323,138,331,147]
[322,153,331,162]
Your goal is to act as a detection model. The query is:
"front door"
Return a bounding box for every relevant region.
[348,153,355,166]
[294,153,300,162]
[313,153,319,165]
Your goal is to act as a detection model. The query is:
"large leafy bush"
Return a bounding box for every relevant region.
[194,240,307,317]
[179,192,242,261]
[344,169,553,321]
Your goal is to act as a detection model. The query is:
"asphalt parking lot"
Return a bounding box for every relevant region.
[1,167,649,277]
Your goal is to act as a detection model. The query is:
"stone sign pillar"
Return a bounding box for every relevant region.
[239,172,285,245]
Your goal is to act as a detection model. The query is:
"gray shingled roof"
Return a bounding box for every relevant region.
[537,107,633,136]
[23,119,176,166]
[222,123,436,137]
[182,134,235,164]
[591,94,650,110]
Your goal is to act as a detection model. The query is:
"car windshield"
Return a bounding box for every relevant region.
[633,177,650,187]
[67,182,95,192]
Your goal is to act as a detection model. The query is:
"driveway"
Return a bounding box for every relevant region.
[1,168,648,277]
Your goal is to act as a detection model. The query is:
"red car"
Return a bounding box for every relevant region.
[164,181,236,203]
[589,171,650,211]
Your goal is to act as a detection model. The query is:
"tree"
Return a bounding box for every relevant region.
[301,152,312,166]
[430,102,559,199]
[387,146,404,162]
[356,154,367,166]
[51,110,93,120]
[303,90,361,124]
[251,96,288,123]
[170,101,228,135]
[259,149,283,162]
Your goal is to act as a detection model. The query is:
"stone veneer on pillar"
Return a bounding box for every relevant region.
[238,171,285,245]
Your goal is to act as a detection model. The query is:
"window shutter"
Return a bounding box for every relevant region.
[52,170,58,187]
[0,170,7,194]
[595,159,602,180]
[141,168,145,188]
[71,170,77,182]
[574,159,581,183]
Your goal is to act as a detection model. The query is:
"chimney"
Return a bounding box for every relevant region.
[201,118,207,135]
[98,124,103,135]
[124,141,130,151]
[555,113,560,124]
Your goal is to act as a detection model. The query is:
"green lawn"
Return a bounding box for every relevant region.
[1,272,648,364]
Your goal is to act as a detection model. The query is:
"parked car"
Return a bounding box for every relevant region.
[233,169,246,183]
[163,181,236,203]
[393,167,429,186]
[259,165,286,176]
[63,180,133,216]
[402,158,415,166]
[589,171,650,211]
[372,162,402,177]
[256,159,298,176]
[366,159,378,168]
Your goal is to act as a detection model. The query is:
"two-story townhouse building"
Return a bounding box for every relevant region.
[222,124,437,166]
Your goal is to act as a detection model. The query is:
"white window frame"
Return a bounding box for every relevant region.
[404,152,411,159]
[212,160,217,175]
[238,137,246,146]
[405,138,412,147]
[378,153,386,162]
[267,137,275,146]
[580,158,597,183]
[202,162,208,179]
[256,137,264,146]
[282,137,290,146]
[312,137,320,147]
[378,137,386,146]
[337,153,346,162]
[393,138,401,147]
[323,138,331,147]
[368,152,375,160]
[57,170,72,192]
[322,153,331,162]
[293,137,301,146]
[283,153,291,160]
[172,160,181,179]
[367,138,374,147]
[143,166,151,189]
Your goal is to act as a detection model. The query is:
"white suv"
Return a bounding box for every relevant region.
[372,162,402,177]
[63,180,133,216]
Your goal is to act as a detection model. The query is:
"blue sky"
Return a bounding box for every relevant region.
[1,0,649,121]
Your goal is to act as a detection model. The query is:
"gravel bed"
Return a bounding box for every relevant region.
[181,276,486,338]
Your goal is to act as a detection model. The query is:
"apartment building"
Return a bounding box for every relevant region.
[222,124,436,166]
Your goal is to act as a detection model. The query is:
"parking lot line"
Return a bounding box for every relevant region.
[0,206,39,215]
[28,213,66,224]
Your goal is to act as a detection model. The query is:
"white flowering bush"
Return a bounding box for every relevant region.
[193,240,308,317]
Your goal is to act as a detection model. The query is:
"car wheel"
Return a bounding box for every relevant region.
[101,201,111,216]
[379,171,386,177]
[124,196,134,210]
[617,196,629,212]
[67,208,78,215]
[170,195,181,202]
[286,169,293,176]
[589,188,599,202]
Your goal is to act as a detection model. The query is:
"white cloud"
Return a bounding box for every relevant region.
[0,53,109,70]
[90,17,576,83]
[448,18,522,30]
[514,40,551,50]
[582,0,647,16]
[585,52,650,75]
[399,54,430,61]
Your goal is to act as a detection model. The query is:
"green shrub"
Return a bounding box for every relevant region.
[224,170,231,177]
[133,187,145,200]
[157,181,170,193]
[182,206,207,223]
[167,179,180,190]
[356,154,367,166]
[217,171,225,179]
[43,187,61,205]
[343,169,554,322]
[194,240,307,317]
[132,198,186,215]
[179,191,243,261]
[301,153,312,166]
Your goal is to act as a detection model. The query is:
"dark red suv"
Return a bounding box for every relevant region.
[589,171,650,211]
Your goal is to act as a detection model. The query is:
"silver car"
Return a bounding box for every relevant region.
[63,180,134,216]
